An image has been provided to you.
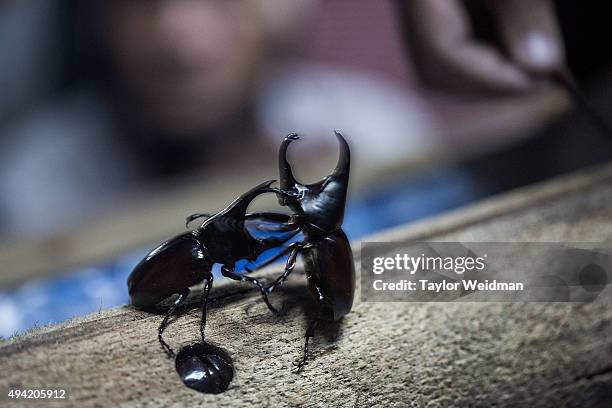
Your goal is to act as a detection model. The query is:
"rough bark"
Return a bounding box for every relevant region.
[1,164,612,407]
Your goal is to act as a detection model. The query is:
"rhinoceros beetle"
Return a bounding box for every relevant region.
[128,179,299,356]
[264,131,355,370]
[127,131,355,372]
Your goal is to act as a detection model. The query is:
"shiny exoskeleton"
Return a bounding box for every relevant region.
[128,180,298,356]
[266,131,355,370]
[175,343,234,394]
[127,131,355,373]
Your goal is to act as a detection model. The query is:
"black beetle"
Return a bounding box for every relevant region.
[265,131,356,370]
[127,131,355,373]
[127,179,299,356]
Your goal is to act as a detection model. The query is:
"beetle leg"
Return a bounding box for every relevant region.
[266,241,304,295]
[293,304,321,372]
[199,276,213,343]
[221,265,282,315]
[158,289,189,358]
[293,279,329,371]
[246,243,298,273]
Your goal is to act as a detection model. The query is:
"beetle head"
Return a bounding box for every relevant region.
[197,179,280,263]
[278,131,350,233]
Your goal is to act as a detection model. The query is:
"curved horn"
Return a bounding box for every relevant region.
[279,133,299,190]
[331,130,350,182]
[217,179,276,221]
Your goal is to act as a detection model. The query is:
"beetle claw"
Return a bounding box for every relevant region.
[292,359,307,372]
[160,341,175,359]
[263,297,286,316]
[265,302,281,316]
[279,302,288,315]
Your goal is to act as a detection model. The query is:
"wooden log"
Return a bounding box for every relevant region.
[1,163,612,407]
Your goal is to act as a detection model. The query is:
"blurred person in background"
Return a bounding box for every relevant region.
[0,0,433,239]
[1,0,611,241]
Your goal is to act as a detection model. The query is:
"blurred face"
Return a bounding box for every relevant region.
[104,0,274,137]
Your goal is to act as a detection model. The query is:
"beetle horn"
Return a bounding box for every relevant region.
[279,133,299,191]
[331,130,350,183]
[219,179,277,221]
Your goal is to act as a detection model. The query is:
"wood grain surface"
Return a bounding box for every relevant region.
[1,163,612,407]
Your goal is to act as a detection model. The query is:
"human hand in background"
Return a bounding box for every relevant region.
[397,0,573,145]
[397,0,565,94]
